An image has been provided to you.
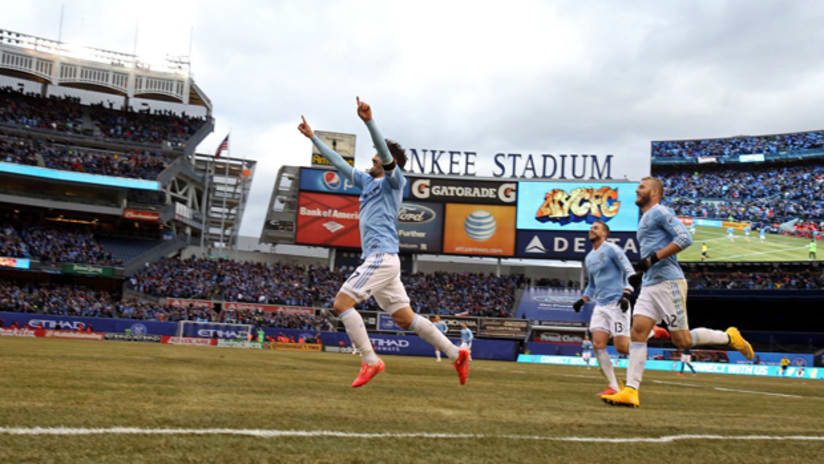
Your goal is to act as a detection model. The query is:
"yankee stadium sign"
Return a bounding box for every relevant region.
[407,149,627,180]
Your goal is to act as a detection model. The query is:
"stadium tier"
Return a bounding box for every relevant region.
[652,129,824,160]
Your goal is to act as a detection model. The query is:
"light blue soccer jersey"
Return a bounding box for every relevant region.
[433,321,448,335]
[744,225,751,235]
[760,228,766,238]
[637,204,693,286]
[311,120,406,258]
[581,340,593,352]
[583,241,634,306]
[727,227,734,235]
[461,327,473,344]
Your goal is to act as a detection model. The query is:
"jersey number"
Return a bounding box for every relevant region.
[614,322,624,333]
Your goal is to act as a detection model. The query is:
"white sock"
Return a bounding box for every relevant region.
[435,350,441,361]
[626,342,647,390]
[410,315,459,361]
[340,309,379,365]
[595,349,619,391]
[690,328,730,346]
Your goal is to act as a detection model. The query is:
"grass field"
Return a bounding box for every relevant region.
[1,338,823,463]
[680,225,818,262]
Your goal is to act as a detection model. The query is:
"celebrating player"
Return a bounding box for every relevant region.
[572,220,634,395]
[602,177,754,407]
[297,98,470,387]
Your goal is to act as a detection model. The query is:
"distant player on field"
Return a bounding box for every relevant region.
[810,239,817,261]
[727,226,735,242]
[689,222,696,237]
[297,98,470,387]
[432,315,449,362]
[744,224,751,242]
[460,323,473,360]
[602,177,754,408]
[677,348,696,376]
[760,227,766,242]
[580,334,594,369]
[572,220,634,396]
[701,243,709,262]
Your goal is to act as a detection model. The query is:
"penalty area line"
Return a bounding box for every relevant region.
[0,427,822,443]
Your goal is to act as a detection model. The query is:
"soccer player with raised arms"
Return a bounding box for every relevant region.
[602,177,754,407]
[297,98,470,387]
[572,220,635,396]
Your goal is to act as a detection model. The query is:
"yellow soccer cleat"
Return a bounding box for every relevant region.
[726,327,754,361]
[602,386,640,408]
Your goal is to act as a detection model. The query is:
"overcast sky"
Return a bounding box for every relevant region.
[4,1,824,236]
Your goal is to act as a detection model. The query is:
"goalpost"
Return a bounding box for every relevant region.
[175,320,253,343]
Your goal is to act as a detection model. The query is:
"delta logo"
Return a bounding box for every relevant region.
[535,186,620,226]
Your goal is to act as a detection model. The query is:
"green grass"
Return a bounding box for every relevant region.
[0,337,823,463]
[680,226,817,262]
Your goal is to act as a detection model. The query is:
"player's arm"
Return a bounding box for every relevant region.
[297,115,356,182]
[357,97,404,189]
[575,272,594,312]
[634,208,693,272]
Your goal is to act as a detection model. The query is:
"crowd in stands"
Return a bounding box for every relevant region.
[0,280,333,332]
[0,133,39,165]
[652,130,824,159]
[0,86,206,147]
[1,223,121,266]
[128,257,525,317]
[687,269,824,290]
[658,164,824,224]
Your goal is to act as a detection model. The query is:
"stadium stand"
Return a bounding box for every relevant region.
[0,86,207,147]
[652,129,824,159]
[687,268,824,290]
[1,222,121,266]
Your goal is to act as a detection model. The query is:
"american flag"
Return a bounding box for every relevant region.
[214,134,229,158]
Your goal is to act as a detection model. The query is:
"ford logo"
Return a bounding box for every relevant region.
[398,204,436,224]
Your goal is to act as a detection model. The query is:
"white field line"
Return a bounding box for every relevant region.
[651,379,805,398]
[714,244,808,261]
[0,427,822,443]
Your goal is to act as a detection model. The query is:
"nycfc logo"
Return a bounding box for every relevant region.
[398,204,436,224]
[130,323,148,335]
[323,171,342,190]
[464,210,496,241]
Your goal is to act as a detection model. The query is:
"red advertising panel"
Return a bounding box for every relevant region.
[123,209,160,222]
[167,298,215,309]
[296,192,361,248]
[223,302,314,316]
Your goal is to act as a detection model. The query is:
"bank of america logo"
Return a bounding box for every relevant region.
[525,235,546,253]
[323,221,344,233]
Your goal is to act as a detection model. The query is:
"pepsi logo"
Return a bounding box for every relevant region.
[323,171,342,190]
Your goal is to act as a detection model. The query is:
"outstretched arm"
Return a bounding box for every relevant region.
[357,97,392,165]
[297,115,354,181]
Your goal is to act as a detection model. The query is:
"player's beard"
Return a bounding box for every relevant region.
[635,191,650,208]
[368,165,383,178]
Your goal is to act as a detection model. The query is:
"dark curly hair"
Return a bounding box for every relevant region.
[385,139,407,170]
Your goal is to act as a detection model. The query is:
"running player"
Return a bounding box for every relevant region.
[677,348,696,376]
[744,224,751,241]
[602,177,754,407]
[581,334,594,369]
[297,98,470,387]
[432,315,449,362]
[727,226,735,242]
[760,227,766,243]
[572,220,634,395]
[700,242,709,262]
[810,239,817,261]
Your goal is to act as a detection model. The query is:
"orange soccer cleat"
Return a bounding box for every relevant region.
[652,325,670,339]
[453,349,470,385]
[351,359,385,388]
[597,385,620,398]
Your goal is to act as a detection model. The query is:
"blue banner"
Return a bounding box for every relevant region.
[516,181,639,232]
[515,287,592,324]
[398,201,444,253]
[0,161,159,191]
[0,311,177,335]
[517,354,824,380]
[299,167,362,195]
[515,230,640,260]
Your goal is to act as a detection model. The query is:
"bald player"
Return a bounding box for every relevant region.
[602,177,754,408]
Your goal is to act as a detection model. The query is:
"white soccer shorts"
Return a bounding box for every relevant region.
[589,302,631,338]
[340,253,410,313]
[633,279,689,332]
